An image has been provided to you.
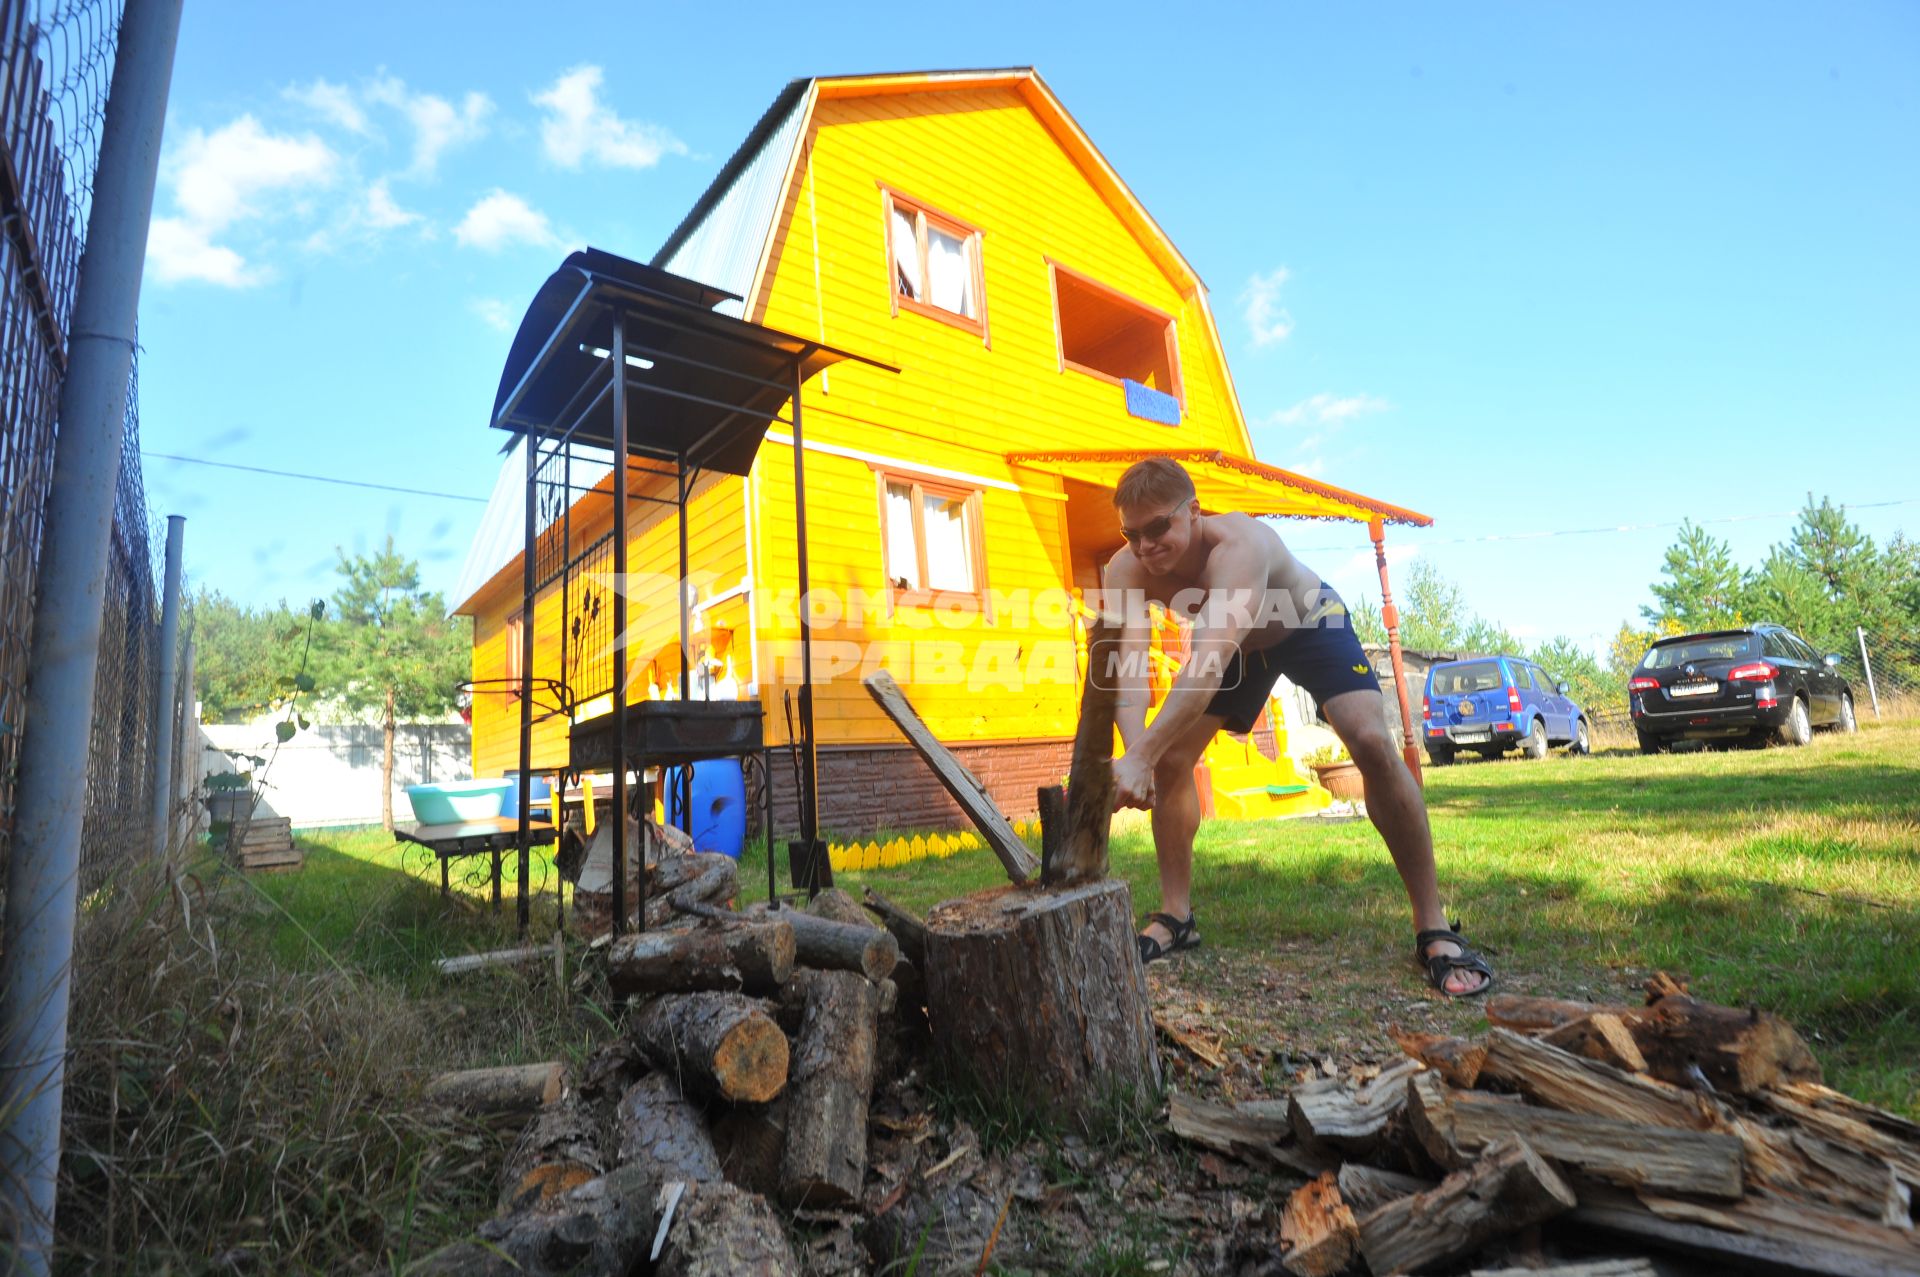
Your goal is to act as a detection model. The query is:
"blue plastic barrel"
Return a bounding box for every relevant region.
[668,759,747,859]
[501,771,552,820]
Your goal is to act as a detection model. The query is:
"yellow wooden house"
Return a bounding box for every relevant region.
[451,68,1431,836]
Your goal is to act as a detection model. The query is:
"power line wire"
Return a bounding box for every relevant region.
[1286,496,1920,553]
[142,451,488,503]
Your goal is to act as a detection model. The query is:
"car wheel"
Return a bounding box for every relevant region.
[1838,694,1857,734]
[1637,731,1666,755]
[1522,718,1549,761]
[1427,743,1455,767]
[1570,718,1591,756]
[1775,696,1812,747]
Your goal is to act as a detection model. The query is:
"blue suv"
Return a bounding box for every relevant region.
[1422,655,1591,765]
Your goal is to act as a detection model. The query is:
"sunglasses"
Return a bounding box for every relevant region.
[1120,505,1188,545]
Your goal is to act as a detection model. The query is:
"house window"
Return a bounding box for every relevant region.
[883,187,987,339]
[880,473,984,600]
[505,610,525,697]
[1049,261,1183,403]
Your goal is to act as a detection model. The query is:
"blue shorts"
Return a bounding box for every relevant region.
[1204,584,1378,732]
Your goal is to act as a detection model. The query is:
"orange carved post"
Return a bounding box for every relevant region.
[1369,517,1423,785]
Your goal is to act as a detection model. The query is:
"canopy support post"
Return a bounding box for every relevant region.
[611,315,632,934]
[1369,517,1423,785]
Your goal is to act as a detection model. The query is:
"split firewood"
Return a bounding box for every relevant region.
[746,903,899,981]
[409,1160,659,1276]
[422,1062,564,1120]
[1055,609,1120,886]
[779,969,882,1208]
[1569,1181,1920,1277]
[1167,1091,1335,1178]
[434,946,550,976]
[861,886,929,967]
[611,1074,722,1186]
[630,992,789,1104]
[711,1097,787,1198]
[1727,1114,1912,1227]
[652,1179,801,1276]
[1335,1164,1434,1217]
[1288,1058,1424,1154]
[1479,1028,1720,1131]
[1486,990,1822,1095]
[1037,783,1067,881]
[1760,1081,1920,1192]
[1541,1012,1649,1074]
[1355,1135,1577,1276]
[1387,1025,1487,1088]
[498,1082,605,1215]
[1471,1262,1656,1277]
[605,920,795,997]
[1278,1170,1358,1277]
[1407,1069,1744,1198]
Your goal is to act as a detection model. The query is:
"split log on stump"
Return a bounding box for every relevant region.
[924,880,1160,1120]
[1479,1028,1721,1131]
[1335,1164,1434,1217]
[744,903,899,980]
[1356,1135,1576,1276]
[1288,1058,1423,1154]
[711,1097,787,1198]
[1168,1091,1334,1178]
[779,968,882,1208]
[1569,1183,1920,1277]
[1387,1025,1487,1088]
[862,669,1037,883]
[1053,610,1121,886]
[1486,990,1822,1094]
[612,1073,722,1184]
[1279,1170,1358,1277]
[861,886,928,966]
[654,1179,801,1277]
[499,1083,605,1215]
[1407,1069,1745,1198]
[422,1062,564,1119]
[1037,783,1067,881]
[606,920,795,997]
[630,992,789,1104]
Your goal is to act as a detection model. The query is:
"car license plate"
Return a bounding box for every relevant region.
[1669,681,1719,698]
[1454,730,1492,744]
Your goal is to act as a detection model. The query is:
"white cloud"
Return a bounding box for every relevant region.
[470,297,516,331]
[284,78,370,134]
[1241,266,1295,346]
[362,179,421,230]
[454,190,559,252]
[1271,392,1391,428]
[366,74,492,177]
[532,65,687,170]
[146,217,258,286]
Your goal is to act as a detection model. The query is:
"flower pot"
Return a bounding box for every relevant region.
[1310,760,1366,803]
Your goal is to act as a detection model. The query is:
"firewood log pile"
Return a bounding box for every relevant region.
[1172,975,1920,1277]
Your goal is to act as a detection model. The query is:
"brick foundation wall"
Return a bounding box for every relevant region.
[758,738,1073,840]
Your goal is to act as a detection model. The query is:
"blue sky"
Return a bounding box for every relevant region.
[137,0,1919,654]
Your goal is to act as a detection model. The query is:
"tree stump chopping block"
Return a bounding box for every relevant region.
[924,879,1159,1119]
[779,969,882,1208]
[630,992,789,1104]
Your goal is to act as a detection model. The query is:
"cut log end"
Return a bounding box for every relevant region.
[711,1018,791,1105]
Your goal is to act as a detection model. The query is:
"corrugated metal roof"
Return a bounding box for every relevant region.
[652,80,812,316]
[450,439,614,614]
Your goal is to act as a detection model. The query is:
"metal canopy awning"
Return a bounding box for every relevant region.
[1005,448,1433,527]
[493,247,892,475]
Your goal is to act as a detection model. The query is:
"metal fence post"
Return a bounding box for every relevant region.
[149,514,184,857]
[174,636,198,855]
[0,0,185,1266]
[1856,626,1880,719]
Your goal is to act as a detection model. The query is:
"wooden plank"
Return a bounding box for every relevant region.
[861,670,1037,883]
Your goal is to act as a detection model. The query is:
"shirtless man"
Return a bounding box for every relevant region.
[1102,457,1492,997]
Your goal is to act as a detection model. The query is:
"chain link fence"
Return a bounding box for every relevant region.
[1841,629,1919,723]
[0,0,160,893]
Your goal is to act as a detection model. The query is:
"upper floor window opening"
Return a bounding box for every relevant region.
[1048,261,1183,405]
[882,186,987,340]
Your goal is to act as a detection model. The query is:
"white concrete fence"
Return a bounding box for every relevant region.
[196,722,472,829]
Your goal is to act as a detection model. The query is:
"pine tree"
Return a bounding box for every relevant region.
[1642,521,1746,630]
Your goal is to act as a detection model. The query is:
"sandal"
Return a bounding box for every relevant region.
[1415,923,1495,998]
[1138,911,1201,965]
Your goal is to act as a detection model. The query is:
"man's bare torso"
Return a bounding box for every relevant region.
[1107,512,1325,654]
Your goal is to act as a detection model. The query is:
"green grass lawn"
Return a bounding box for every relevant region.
[273,719,1919,1114]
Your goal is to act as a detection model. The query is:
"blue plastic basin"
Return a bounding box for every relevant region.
[406,779,514,825]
